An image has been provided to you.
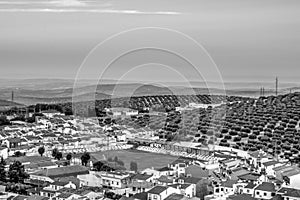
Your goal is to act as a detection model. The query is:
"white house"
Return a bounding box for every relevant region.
[41,110,64,118]
[253,182,276,199]
[169,183,196,198]
[79,171,130,189]
[0,146,8,159]
[242,182,257,196]
[214,180,239,199]
[261,160,284,177]
[147,186,179,200]
[142,167,175,179]
[78,172,102,187]
[275,165,300,189]
[43,181,77,192]
[248,150,272,171]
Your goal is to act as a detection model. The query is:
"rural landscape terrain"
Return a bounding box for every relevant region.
[1,0,300,199]
[1,78,300,199]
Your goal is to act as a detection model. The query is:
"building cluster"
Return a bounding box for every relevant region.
[0,110,153,158]
[0,110,300,200]
[0,147,300,200]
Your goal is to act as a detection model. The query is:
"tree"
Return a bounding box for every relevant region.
[0,157,6,181]
[52,148,62,160]
[114,156,119,162]
[52,148,59,158]
[196,179,210,199]
[14,151,23,157]
[107,157,113,162]
[116,160,125,167]
[8,161,29,183]
[38,146,45,157]
[0,116,10,126]
[66,153,72,161]
[81,152,90,166]
[93,161,105,171]
[55,152,63,160]
[130,161,138,171]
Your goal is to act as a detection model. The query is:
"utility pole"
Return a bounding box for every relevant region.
[276,77,278,96]
[11,91,14,102]
[260,87,263,97]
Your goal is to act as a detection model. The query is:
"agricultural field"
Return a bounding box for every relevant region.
[91,149,179,171]
[9,92,300,164]
[113,93,300,164]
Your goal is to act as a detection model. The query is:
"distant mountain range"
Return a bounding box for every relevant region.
[0,79,300,105]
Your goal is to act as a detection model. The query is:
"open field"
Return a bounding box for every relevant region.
[91,149,179,171]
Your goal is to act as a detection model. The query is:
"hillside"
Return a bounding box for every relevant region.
[0,99,24,111]
[0,81,299,105]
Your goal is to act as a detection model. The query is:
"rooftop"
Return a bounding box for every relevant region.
[228,194,255,200]
[165,193,186,200]
[31,165,89,178]
[263,160,280,167]
[132,173,153,181]
[278,187,300,198]
[221,180,238,188]
[147,186,168,195]
[255,182,276,192]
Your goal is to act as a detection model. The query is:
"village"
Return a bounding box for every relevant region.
[0,104,299,200]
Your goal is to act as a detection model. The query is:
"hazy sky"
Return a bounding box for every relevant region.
[0,0,300,83]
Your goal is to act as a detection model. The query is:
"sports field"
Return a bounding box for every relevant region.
[91,149,179,171]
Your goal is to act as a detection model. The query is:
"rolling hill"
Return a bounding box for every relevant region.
[1,79,299,105]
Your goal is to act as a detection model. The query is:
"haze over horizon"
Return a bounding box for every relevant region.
[1,0,300,83]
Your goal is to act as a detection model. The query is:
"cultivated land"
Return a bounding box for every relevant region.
[91,149,179,170]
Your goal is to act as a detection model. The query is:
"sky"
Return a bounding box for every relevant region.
[0,0,300,83]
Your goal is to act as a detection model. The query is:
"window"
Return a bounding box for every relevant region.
[264,192,267,196]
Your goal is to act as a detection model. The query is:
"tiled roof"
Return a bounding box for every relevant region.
[147,186,168,194]
[157,175,174,183]
[245,182,256,189]
[56,193,74,198]
[278,187,300,198]
[132,173,153,181]
[255,182,275,192]
[221,180,238,188]
[165,193,186,200]
[181,177,202,184]
[131,192,148,200]
[238,173,260,181]
[156,166,172,172]
[169,183,191,190]
[51,181,69,186]
[31,165,89,178]
[262,160,280,167]
[228,194,255,200]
